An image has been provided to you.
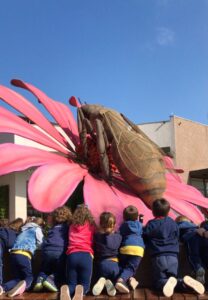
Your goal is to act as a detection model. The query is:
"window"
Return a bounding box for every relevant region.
[0,185,9,219]
[190,178,208,197]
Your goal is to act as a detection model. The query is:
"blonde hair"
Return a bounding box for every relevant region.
[175,215,191,223]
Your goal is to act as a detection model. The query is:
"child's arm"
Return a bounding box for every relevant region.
[196,227,208,238]
[143,221,156,238]
[36,227,44,248]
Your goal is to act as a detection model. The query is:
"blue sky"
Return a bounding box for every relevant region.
[0,0,208,124]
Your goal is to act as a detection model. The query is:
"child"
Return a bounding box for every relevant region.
[115,205,144,294]
[0,218,23,285]
[143,198,204,297]
[195,220,208,276]
[0,216,44,298]
[0,219,9,228]
[33,206,72,292]
[60,204,95,300]
[92,212,122,296]
[176,215,205,284]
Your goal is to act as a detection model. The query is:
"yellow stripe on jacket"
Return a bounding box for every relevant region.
[120,245,144,257]
[11,250,32,260]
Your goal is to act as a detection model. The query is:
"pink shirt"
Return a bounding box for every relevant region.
[66,222,95,256]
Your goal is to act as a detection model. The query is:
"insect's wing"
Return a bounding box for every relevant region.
[105,112,166,204]
[112,129,164,178]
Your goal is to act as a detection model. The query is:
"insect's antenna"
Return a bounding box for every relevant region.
[78,97,83,105]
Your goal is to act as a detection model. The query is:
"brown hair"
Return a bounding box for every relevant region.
[0,219,9,228]
[72,204,94,226]
[8,218,24,232]
[152,198,170,217]
[175,215,191,223]
[52,206,72,225]
[123,205,138,221]
[26,216,45,226]
[99,212,116,233]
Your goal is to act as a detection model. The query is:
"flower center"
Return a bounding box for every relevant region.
[75,136,118,175]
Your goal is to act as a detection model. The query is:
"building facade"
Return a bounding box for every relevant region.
[140,115,208,196]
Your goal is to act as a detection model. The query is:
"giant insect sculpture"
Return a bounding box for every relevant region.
[73,103,166,207]
[0,79,207,225]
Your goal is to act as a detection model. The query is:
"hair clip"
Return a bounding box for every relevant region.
[77,204,88,208]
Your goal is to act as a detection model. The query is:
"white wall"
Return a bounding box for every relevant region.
[139,120,171,148]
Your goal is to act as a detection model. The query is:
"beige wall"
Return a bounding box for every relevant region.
[0,172,29,221]
[173,116,208,182]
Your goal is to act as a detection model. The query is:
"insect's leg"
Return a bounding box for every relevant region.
[95,119,111,181]
[85,118,96,140]
[78,108,88,159]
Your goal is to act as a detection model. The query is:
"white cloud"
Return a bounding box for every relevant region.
[156,27,175,46]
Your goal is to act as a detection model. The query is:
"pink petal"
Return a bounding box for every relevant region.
[28,162,88,212]
[0,143,70,176]
[0,85,67,147]
[166,173,208,208]
[83,175,177,226]
[83,174,125,226]
[0,106,69,154]
[11,79,79,146]
[111,183,153,225]
[164,156,184,175]
[165,193,205,224]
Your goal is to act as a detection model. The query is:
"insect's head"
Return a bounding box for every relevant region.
[80,104,104,119]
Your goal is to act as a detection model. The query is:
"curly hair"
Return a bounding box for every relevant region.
[72,204,95,226]
[52,206,72,225]
[8,218,24,232]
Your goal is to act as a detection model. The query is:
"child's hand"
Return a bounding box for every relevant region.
[196,228,206,236]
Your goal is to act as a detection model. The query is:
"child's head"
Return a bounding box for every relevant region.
[99,212,116,233]
[123,205,138,221]
[0,218,9,227]
[8,218,24,232]
[152,198,170,217]
[72,204,94,226]
[175,215,191,223]
[52,206,72,225]
[26,216,45,226]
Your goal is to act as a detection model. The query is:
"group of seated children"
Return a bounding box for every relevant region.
[0,199,208,300]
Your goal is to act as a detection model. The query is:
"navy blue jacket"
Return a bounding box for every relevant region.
[94,232,122,260]
[143,217,179,257]
[0,228,18,252]
[177,221,198,242]
[201,221,208,231]
[119,220,145,257]
[42,223,69,253]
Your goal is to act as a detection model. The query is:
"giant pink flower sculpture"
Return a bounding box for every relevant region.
[0,79,207,225]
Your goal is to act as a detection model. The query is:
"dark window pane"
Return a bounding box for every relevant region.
[0,185,9,219]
